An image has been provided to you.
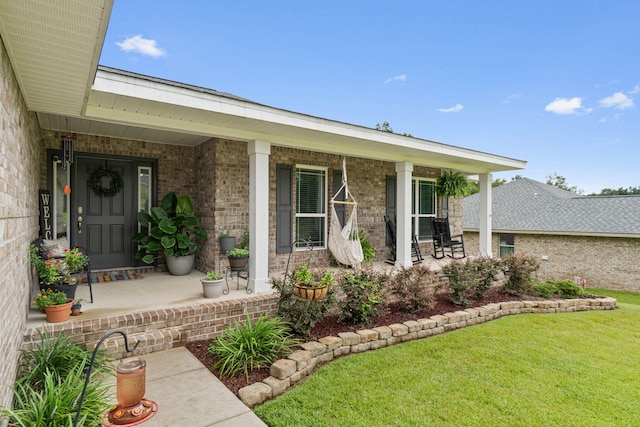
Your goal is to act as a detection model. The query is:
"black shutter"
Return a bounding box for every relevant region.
[276,164,293,254]
[385,175,396,246]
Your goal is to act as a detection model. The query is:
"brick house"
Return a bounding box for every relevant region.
[0,0,527,412]
[462,177,640,290]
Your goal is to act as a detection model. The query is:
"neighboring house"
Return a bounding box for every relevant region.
[463,178,640,290]
[0,1,526,412]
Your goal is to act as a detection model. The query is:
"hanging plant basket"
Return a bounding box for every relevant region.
[293,283,329,301]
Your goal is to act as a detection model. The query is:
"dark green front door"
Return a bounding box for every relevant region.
[73,155,135,269]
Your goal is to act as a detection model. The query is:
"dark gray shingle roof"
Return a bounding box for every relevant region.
[463,178,640,236]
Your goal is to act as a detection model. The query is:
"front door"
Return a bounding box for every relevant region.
[72,155,141,269]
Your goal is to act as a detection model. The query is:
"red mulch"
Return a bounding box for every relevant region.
[186,288,545,396]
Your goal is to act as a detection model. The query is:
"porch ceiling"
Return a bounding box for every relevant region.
[0,0,112,116]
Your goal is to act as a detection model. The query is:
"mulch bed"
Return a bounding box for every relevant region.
[185,288,547,395]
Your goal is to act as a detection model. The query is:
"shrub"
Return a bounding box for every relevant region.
[339,268,388,325]
[271,271,337,336]
[534,279,584,299]
[388,264,438,312]
[2,364,111,427]
[209,314,300,380]
[442,260,477,307]
[16,329,109,392]
[471,257,503,300]
[2,329,112,426]
[501,253,540,296]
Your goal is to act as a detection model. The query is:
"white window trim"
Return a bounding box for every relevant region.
[295,165,328,250]
[412,177,437,242]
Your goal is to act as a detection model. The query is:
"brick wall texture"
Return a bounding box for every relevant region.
[0,37,42,416]
[464,231,640,290]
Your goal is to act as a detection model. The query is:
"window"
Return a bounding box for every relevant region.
[137,166,152,233]
[52,157,70,238]
[499,234,515,257]
[412,178,436,240]
[296,167,327,248]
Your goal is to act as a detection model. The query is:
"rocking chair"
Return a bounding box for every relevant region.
[384,215,423,264]
[431,218,466,259]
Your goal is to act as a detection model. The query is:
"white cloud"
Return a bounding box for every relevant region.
[629,84,640,94]
[599,92,634,110]
[116,35,166,57]
[384,74,407,84]
[544,97,584,115]
[438,104,464,113]
[502,94,520,104]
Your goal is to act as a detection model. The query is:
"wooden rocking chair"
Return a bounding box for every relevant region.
[431,218,466,259]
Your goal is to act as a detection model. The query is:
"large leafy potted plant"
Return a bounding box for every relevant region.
[134,192,208,275]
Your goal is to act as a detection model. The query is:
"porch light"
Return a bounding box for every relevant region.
[61,135,74,170]
[73,330,158,427]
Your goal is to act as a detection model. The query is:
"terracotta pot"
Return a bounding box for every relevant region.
[43,299,73,323]
[293,283,329,300]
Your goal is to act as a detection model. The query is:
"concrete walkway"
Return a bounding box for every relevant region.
[138,347,267,426]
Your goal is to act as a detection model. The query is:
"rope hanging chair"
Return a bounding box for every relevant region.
[328,158,364,268]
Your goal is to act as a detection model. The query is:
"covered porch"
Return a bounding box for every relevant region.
[24,258,454,355]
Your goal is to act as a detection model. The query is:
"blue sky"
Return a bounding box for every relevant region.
[99,1,639,194]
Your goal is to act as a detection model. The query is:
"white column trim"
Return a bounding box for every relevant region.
[395,161,413,267]
[478,173,492,257]
[247,140,271,292]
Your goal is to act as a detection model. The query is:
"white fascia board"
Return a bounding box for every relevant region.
[92,69,526,171]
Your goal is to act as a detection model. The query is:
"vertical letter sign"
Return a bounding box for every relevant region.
[39,190,52,239]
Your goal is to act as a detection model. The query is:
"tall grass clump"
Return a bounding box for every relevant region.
[209,314,300,380]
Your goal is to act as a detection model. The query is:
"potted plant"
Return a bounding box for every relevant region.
[71,299,84,316]
[219,232,236,253]
[292,265,334,300]
[200,270,225,298]
[134,192,208,275]
[29,246,89,299]
[227,247,249,271]
[32,289,73,323]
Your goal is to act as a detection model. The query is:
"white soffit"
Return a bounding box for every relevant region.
[0,0,113,115]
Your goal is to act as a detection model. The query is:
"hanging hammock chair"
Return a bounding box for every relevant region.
[328,158,364,267]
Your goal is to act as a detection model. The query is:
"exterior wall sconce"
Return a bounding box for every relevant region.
[73,330,158,427]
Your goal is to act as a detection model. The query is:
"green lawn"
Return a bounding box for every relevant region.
[254,289,640,427]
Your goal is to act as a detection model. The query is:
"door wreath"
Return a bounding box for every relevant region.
[89,167,123,197]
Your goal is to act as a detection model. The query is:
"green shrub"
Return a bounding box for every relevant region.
[442,260,477,307]
[271,272,337,336]
[533,279,558,298]
[209,314,300,380]
[2,329,112,426]
[2,364,111,427]
[339,268,388,325]
[554,279,584,298]
[534,279,584,299]
[16,328,109,392]
[388,264,438,312]
[471,257,503,300]
[501,253,540,296]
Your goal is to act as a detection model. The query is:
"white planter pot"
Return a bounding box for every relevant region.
[201,278,225,298]
[166,254,194,276]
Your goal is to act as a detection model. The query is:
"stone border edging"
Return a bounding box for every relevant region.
[238,297,617,407]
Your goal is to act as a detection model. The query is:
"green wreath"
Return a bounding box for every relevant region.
[88,167,123,197]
